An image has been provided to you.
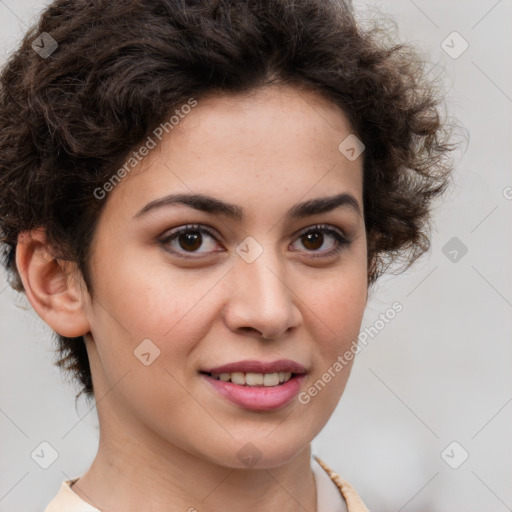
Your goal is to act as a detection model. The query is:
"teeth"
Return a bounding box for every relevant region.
[245,372,263,386]
[263,373,280,386]
[231,372,246,385]
[210,371,294,386]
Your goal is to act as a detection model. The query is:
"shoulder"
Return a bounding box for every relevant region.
[313,455,370,512]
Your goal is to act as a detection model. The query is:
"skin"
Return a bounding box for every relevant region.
[16,84,368,512]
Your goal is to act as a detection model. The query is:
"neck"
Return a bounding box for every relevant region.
[71,409,317,512]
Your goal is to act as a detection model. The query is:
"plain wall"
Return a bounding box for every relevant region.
[1,1,511,511]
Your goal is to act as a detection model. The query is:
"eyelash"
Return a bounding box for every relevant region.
[158,223,350,260]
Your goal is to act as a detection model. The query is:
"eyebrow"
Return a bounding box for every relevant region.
[133,192,362,220]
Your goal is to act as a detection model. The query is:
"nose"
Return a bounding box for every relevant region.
[223,243,302,340]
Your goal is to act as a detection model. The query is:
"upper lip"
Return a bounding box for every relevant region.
[202,359,307,375]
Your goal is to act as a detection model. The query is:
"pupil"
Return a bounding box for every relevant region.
[179,232,201,251]
[304,232,322,250]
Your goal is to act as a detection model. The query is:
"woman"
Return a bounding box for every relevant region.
[0,0,454,510]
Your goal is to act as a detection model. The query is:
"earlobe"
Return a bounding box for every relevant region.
[15,228,91,338]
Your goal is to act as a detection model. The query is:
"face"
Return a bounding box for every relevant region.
[81,84,368,468]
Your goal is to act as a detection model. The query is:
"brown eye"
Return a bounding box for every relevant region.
[301,231,325,251]
[160,224,222,257]
[177,231,203,252]
[291,224,350,258]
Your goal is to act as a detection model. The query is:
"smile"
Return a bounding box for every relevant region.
[206,371,294,387]
[200,371,306,411]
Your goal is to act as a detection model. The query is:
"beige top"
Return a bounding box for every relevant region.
[43,455,369,512]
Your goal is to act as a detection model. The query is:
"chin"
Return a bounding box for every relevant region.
[203,433,312,470]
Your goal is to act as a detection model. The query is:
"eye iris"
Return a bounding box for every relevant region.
[303,232,323,251]
[179,231,202,251]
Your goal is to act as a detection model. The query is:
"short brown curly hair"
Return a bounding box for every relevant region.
[0,0,455,400]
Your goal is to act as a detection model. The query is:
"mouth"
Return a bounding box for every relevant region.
[200,370,297,387]
[199,360,307,411]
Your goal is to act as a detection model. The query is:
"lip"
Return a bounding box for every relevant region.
[202,359,307,375]
[201,373,307,411]
[199,359,308,411]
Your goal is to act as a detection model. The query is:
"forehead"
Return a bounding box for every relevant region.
[102,84,363,221]
[179,84,356,152]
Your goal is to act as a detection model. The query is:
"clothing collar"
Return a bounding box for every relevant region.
[44,455,368,512]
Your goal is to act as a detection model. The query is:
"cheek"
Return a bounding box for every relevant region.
[309,266,367,345]
[93,241,218,341]
[86,265,218,427]
[84,256,194,403]
[301,266,367,407]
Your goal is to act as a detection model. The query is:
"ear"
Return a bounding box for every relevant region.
[15,227,90,338]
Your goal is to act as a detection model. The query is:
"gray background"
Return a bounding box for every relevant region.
[1,1,511,511]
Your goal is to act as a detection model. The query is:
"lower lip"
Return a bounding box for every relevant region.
[201,374,306,411]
